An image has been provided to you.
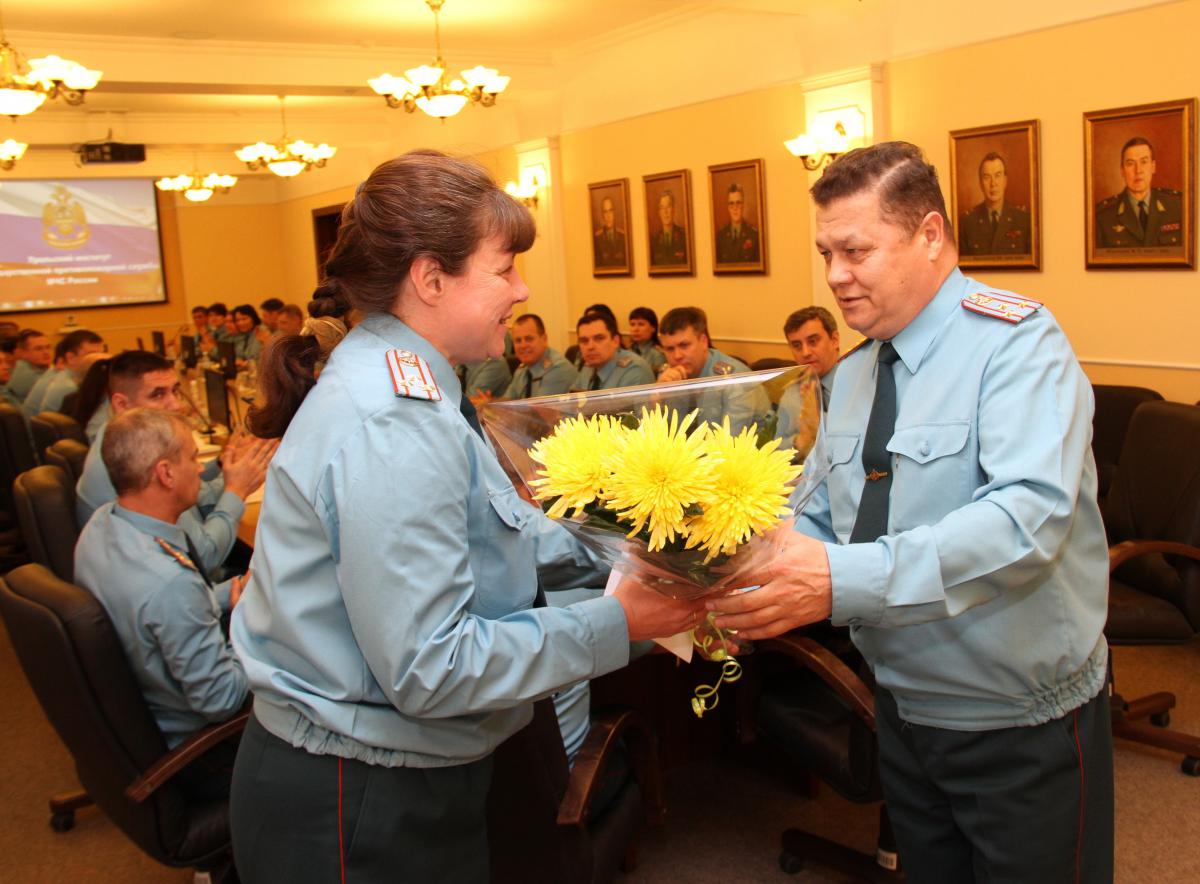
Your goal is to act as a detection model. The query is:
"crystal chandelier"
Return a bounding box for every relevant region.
[235,96,335,178]
[155,169,238,203]
[0,8,102,118]
[369,0,509,119]
[0,135,26,169]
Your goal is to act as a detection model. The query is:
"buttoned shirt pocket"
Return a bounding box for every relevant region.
[486,483,535,532]
[826,432,861,539]
[888,421,972,529]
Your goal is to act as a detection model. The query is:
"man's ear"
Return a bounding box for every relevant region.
[408,256,444,308]
[110,392,131,413]
[919,210,949,261]
[152,457,174,490]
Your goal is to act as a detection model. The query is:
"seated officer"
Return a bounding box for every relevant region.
[571,311,654,391]
[76,350,273,576]
[74,408,250,754]
[656,306,769,432]
[31,330,107,415]
[8,328,52,401]
[462,356,512,406]
[500,313,577,400]
[777,306,841,458]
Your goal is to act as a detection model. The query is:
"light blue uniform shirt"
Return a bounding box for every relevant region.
[571,348,654,391]
[775,367,823,460]
[502,347,577,400]
[74,502,246,747]
[796,268,1108,730]
[461,356,512,398]
[631,341,667,375]
[85,398,111,443]
[7,358,45,401]
[687,347,771,434]
[232,313,630,768]
[22,366,63,415]
[76,423,242,575]
[38,369,79,414]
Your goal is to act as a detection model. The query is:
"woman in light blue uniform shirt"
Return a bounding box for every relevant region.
[229,151,701,883]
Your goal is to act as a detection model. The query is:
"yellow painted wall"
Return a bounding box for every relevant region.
[558,83,814,355]
[276,184,356,304]
[1,192,189,352]
[174,201,288,311]
[888,0,1200,403]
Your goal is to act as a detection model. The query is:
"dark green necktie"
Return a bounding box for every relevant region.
[588,369,601,391]
[184,534,213,588]
[849,342,900,544]
[522,369,533,399]
[459,394,483,439]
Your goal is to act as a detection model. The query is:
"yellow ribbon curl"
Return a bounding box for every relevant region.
[690,612,743,719]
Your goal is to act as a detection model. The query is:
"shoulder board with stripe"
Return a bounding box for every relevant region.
[155,537,199,574]
[386,349,442,402]
[837,337,873,363]
[961,291,1043,324]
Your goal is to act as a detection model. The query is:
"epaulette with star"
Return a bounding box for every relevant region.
[155,537,200,574]
[962,291,1042,324]
[386,348,442,401]
[838,338,873,362]
[616,357,632,368]
[713,361,735,375]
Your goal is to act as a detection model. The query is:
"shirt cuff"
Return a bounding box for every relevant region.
[826,541,886,627]
[214,490,246,520]
[573,595,631,677]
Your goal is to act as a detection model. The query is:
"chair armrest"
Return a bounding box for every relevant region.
[557,707,663,829]
[125,710,250,803]
[1109,540,1200,574]
[757,633,876,731]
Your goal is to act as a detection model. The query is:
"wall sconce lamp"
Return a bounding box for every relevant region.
[784,120,851,171]
[505,165,545,208]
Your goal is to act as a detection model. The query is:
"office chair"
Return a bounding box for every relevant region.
[13,465,79,583]
[750,357,795,371]
[30,410,87,456]
[1091,384,1163,507]
[0,563,246,877]
[44,438,90,485]
[487,697,663,884]
[1103,400,1200,775]
[744,631,902,881]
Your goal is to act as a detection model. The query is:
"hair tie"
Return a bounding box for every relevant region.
[300,315,349,354]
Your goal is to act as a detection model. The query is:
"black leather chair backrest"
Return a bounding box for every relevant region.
[45,438,90,485]
[13,465,80,583]
[60,390,79,417]
[0,564,192,862]
[30,410,87,455]
[1104,401,1200,630]
[0,402,37,511]
[1092,384,1164,500]
[750,357,795,371]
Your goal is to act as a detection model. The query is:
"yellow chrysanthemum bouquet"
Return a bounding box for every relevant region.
[480,366,823,716]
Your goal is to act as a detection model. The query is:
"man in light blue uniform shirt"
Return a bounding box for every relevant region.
[75,408,249,758]
[713,142,1113,882]
[7,329,51,401]
[500,313,576,399]
[461,355,512,403]
[657,306,770,434]
[571,311,654,391]
[75,350,270,576]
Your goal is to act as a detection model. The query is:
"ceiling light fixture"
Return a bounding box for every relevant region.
[369,0,509,119]
[235,96,335,178]
[0,6,102,118]
[0,125,26,169]
[155,168,238,203]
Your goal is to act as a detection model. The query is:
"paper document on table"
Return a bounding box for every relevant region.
[604,569,693,662]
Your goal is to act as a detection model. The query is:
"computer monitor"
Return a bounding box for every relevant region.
[180,335,198,369]
[204,368,231,431]
[151,330,166,357]
[218,340,237,379]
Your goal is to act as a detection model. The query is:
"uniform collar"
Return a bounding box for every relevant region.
[699,347,721,376]
[357,312,461,405]
[527,347,562,379]
[889,267,969,374]
[111,502,188,548]
[596,348,628,383]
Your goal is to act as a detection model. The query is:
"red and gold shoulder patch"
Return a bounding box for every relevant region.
[386,349,442,402]
[961,291,1042,324]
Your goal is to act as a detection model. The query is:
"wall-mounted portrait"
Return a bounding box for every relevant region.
[708,158,768,274]
[643,169,694,276]
[948,119,1041,270]
[1085,98,1195,269]
[587,178,633,277]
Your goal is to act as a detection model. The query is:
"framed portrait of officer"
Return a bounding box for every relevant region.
[949,119,1041,271]
[643,169,695,276]
[1085,98,1195,269]
[708,158,768,274]
[588,178,633,277]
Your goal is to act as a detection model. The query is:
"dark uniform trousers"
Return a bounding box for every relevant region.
[231,714,494,883]
[874,686,1113,883]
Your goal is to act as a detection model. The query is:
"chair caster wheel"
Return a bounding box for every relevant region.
[50,811,75,832]
[1182,756,1200,777]
[1150,711,1171,727]
[779,850,804,875]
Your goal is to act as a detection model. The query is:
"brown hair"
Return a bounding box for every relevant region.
[660,306,708,339]
[784,306,838,337]
[249,150,535,438]
[576,311,618,338]
[810,141,953,240]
